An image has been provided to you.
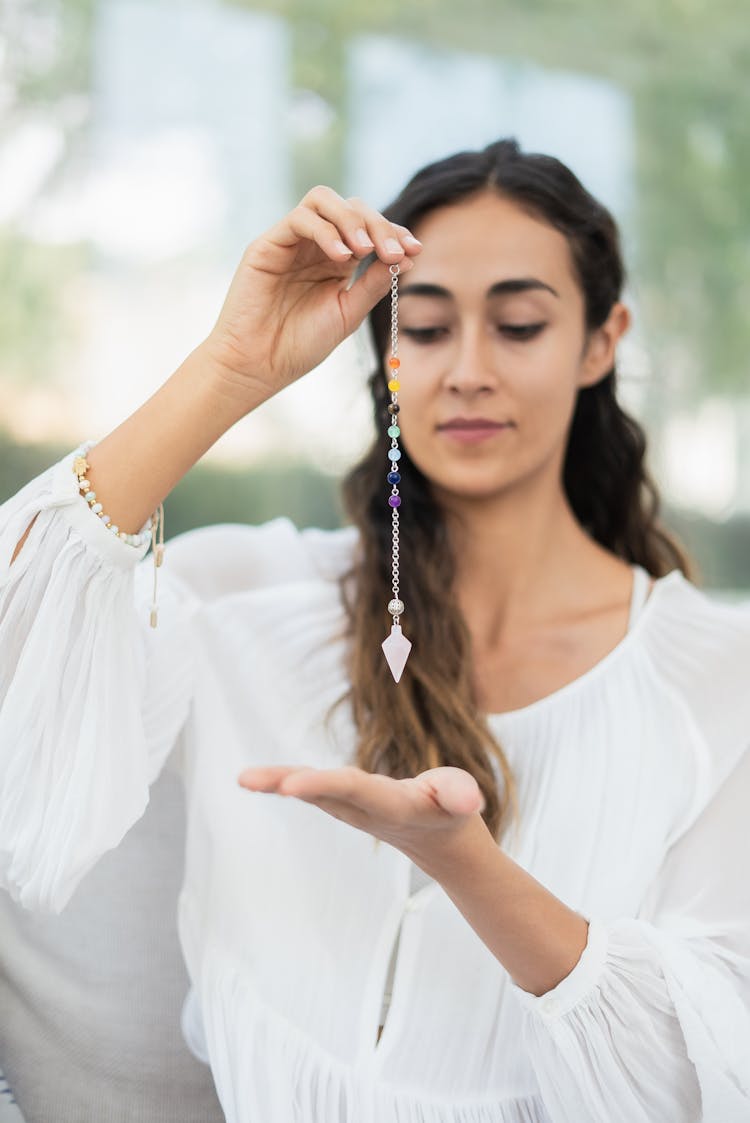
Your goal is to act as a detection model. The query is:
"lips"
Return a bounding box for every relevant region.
[437,418,511,431]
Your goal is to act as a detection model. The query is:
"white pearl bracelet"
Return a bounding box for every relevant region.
[72,441,165,627]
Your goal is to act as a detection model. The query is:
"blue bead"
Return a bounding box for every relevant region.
[387,471,401,484]
[388,448,401,461]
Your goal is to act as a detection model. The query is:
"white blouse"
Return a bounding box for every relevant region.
[2,442,750,1123]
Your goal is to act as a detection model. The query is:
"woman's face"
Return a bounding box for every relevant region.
[384,190,628,510]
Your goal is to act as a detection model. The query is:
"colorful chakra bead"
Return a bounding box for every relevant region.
[388,448,401,461]
[388,357,401,369]
[388,380,400,392]
[387,471,401,484]
[388,495,402,507]
[388,403,400,415]
[387,425,400,438]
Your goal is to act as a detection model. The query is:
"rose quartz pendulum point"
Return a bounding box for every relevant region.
[382,623,412,683]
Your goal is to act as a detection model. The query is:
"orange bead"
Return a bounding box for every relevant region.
[388,356,401,369]
[388,379,400,392]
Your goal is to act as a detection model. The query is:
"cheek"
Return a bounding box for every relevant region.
[512,334,582,424]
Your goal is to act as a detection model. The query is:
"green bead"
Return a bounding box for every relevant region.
[387,425,400,438]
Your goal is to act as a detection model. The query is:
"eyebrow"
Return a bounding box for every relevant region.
[398,278,560,300]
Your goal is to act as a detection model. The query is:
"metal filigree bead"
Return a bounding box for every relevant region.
[388,598,405,616]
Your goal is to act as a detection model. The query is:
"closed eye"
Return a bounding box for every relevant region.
[498,322,547,340]
[401,323,547,343]
[401,327,449,343]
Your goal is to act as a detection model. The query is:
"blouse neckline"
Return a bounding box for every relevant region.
[485,566,683,725]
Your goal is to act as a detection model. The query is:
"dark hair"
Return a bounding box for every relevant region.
[333,137,693,841]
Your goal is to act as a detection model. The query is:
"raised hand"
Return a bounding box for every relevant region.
[203,185,422,410]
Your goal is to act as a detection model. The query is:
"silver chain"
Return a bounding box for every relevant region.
[387,263,403,624]
[392,507,400,600]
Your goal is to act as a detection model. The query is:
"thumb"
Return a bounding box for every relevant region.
[416,766,486,817]
[339,255,414,335]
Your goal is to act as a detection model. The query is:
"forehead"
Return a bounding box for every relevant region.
[407,191,578,299]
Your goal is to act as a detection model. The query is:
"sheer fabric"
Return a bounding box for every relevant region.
[2,444,749,1122]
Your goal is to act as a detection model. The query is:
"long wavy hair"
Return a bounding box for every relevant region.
[334,138,693,842]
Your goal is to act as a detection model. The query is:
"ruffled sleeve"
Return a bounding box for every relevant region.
[508,579,750,1123]
[0,443,198,913]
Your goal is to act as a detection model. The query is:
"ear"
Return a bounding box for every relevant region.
[578,302,631,388]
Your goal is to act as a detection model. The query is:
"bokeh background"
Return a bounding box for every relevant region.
[1,0,749,586]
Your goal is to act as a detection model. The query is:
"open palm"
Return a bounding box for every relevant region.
[237,763,486,859]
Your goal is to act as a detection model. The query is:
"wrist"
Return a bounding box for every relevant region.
[192,338,273,420]
[403,813,494,884]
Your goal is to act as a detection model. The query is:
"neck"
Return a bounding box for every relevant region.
[438,470,613,648]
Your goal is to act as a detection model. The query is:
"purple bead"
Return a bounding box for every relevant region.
[388,495,402,508]
[387,471,401,484]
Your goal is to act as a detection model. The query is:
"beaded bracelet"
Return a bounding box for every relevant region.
[72,443,165,628]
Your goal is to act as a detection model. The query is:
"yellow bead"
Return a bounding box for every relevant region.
[388,379,400,392]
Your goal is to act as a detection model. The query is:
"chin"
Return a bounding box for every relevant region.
[429,472,516,504]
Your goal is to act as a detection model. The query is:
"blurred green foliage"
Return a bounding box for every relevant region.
[0,232,88,385]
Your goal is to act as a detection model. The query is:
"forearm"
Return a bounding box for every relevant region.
[11,343,268,564]
[82,343,266,533]
[407,816,589,997]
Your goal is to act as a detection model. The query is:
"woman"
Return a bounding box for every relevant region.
[1,138,749,1122]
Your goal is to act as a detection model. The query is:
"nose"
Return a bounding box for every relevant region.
[443,322,496,396]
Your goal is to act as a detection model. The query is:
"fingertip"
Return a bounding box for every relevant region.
[450,793,483,817]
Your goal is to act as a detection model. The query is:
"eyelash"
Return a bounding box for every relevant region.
[401,323,547,343]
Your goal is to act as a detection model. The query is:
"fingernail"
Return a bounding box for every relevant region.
[334,239,353,255]
[403,234,422,246]
[355,228,374,247]
[385,238,402,254]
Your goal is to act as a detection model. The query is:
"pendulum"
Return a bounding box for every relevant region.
[381,263,413,683]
